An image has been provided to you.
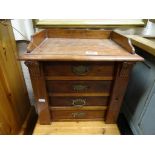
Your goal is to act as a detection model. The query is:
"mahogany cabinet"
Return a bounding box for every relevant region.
[20,29,143,125]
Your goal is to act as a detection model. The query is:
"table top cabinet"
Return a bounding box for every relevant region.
[20,29,143,125]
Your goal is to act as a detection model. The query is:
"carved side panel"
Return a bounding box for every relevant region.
[106,62,134,124]
[119,62,133,77]
[25,61,51,125]
[25,61,41,77]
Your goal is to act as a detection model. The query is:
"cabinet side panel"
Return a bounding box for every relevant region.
[106,62,134,123]
[25,61,51,124]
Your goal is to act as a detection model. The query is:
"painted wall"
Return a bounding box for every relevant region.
[11,19,34,41]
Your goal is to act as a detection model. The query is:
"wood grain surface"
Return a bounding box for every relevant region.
[49,96,109,106]
[43,61,115,77]
[0,20,31,134]
[33,121,120,135]
[19,29,143,61]
[46,80,112,93]
[50,106,106,121]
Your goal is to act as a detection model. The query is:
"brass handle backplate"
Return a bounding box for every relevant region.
[72,65,90,75]
[72,112,86,118]
[73,84,89,92]
[72,99,86,107]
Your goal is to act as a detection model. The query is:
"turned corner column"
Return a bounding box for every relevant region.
[25,61,51,125]
[106,62,134,124]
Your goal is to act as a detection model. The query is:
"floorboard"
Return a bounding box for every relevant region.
[33,121,120,135]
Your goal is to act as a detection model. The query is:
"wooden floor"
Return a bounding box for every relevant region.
[33,121,120,135]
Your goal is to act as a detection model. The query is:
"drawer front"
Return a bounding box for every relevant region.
[43,62,115,77]
[49,96,109,106]
[46,80,112,93]
[51,109,106,121]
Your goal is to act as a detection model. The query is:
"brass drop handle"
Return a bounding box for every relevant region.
[72,65,90,75]
[72,99,86,107]
[73,84,89,92]
[72,112,86,118]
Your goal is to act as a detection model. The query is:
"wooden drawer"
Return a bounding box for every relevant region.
[50,107,106,121]
[49,96,109,106]
[46,80,112,93]
[43,62,115,77]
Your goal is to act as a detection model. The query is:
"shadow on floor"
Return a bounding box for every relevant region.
[117,113,133,135]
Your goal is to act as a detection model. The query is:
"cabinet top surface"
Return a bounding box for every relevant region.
[32,38,130,56]
[20,29,143,62]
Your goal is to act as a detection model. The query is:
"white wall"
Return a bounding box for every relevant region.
[142,20,155,36]
[11,19,34,41]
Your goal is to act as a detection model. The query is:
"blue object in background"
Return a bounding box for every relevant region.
[122,47,155,135]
